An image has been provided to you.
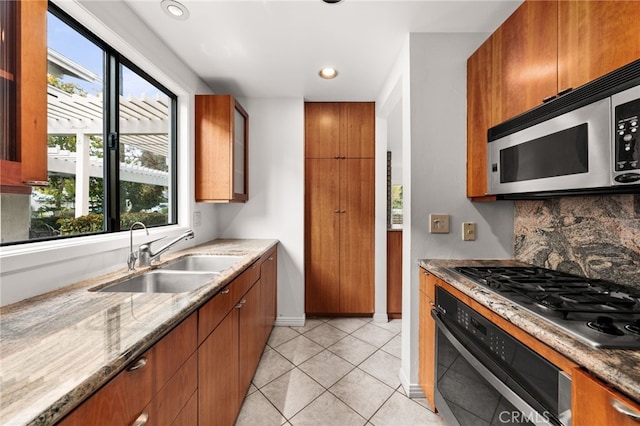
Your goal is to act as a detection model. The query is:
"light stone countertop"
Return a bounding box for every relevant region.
[0,238,278,426]
[420,259,640,404]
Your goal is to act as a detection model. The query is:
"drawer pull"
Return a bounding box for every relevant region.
[611,398,640,421]
[132,412,149,426]
[127,357,148,372]
[236,299,247,309]
[221,288,230,294]
[268,257,274,261]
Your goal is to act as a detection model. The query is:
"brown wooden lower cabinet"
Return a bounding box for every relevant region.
[418,269,436,411]
[60,247,278,426]
[199,308,240,426]
[573,368,640,426]
[238,278,263,400]
[387,230,402,318]
[172,391,198,426]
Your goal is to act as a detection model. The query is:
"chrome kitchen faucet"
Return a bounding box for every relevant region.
[127,221,148,271]
[138,229,195,267]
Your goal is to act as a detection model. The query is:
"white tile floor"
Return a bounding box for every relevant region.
[235,318,446,426]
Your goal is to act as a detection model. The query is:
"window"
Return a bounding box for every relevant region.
[0,3,177,245]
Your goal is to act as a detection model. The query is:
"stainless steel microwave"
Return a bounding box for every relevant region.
[487,78,640,197]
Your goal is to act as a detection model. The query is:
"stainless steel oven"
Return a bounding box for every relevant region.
[432,288,572,426]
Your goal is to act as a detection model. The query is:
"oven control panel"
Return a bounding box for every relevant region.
[442,291,516,363]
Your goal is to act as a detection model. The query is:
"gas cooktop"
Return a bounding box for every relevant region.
[454,266,640,349]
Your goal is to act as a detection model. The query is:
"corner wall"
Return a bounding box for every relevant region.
[377,33,516,397]
[215,98,306,324]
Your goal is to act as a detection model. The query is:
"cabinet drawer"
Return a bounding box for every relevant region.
[138,352,198,426]
[419,269,436,303]
[198,262,261,344]
[171,391,197,426]
[59,314,197,425]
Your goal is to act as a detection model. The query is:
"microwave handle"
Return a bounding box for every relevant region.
[431,310,558,426]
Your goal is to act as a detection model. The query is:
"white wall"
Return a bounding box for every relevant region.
[0,0,217,306]
[215,98,306,325]
[377,33,515,397]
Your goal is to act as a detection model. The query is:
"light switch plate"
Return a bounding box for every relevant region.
[429,214,450,234]
[462,222,476,241]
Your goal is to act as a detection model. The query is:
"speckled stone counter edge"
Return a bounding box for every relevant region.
[419,259,640,404]
[0,239,278,426]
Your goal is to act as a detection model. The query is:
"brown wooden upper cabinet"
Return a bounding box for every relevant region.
[1,0,48,194]
[558,1,640,92]
[466,0,640,199]
[305,102,375,159]
[195,95,249,202]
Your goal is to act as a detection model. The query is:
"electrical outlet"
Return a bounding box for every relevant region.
[429,214,450,234]
[193,211,202,227]
[462,222,476,241]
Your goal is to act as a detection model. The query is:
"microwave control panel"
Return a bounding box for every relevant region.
[613,86,640,184]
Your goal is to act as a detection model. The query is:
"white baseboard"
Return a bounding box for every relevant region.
[372,312,389,323]
[399,367,426,399]
[274,315,306,327]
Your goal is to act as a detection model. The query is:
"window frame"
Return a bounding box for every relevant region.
[2,2,178,246]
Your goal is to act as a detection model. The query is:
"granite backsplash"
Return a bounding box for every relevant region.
[514,194,640,289]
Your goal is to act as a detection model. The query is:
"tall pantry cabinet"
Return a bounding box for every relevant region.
[304,102,375,315]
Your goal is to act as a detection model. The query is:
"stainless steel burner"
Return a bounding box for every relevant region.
[454,266,640,349]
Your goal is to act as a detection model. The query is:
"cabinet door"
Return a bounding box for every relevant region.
[339,158,374,314]
[231,102,249,201]
[386,230,402,317]
[195,95,248,202]
[492,0,558,124]
[198,308,240,426]
[418,269,436,411]
[305,103,341,158]
[305,158,340,313]
[558,1,640,92]
[305,102,375,159]
[573,368,640,426]
[342,102,375,159]
[466,36,495,199]
[1,0,47,191]
[238,281,263,399]
[141,352,198,426]
[260,248,277,346]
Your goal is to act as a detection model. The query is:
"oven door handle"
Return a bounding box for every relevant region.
[431,309,556,426]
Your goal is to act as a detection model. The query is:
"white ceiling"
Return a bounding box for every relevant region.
[123,0,522,101]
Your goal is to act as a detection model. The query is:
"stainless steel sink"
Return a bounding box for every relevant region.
[159,255,243,272]
[98,270,217,293]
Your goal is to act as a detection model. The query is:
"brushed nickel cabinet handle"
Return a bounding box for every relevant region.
[127,357,147,372]
[131,412,149,426]
[221,288,230,294]
[236,299,247,309]
[268,257,274,261]
[611,398,640,421]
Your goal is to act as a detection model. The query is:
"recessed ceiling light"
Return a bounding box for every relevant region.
[161,0,190,20]
[319,68,338,79]
[322,0,344,4]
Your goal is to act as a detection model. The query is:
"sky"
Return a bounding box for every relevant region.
[47,11,168,100]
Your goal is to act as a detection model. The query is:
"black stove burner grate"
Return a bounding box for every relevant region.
[455,266,640,315]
